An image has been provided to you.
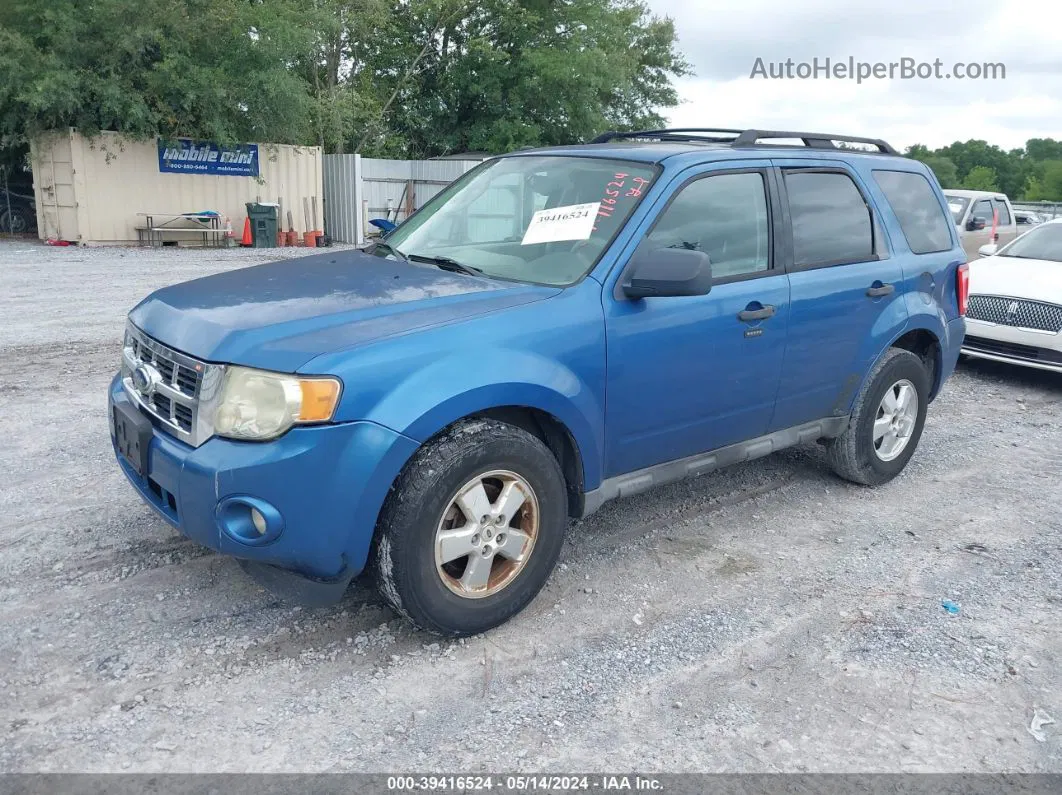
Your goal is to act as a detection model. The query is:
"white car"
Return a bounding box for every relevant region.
[1014,210,1044,228]
[962,219,1062,373]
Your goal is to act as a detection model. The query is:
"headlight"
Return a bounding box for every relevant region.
[213,366,342,441]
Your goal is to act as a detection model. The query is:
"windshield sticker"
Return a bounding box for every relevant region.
[592,173,652,232]
[521,202,600,245]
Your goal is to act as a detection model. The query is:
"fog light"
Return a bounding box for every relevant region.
[250,507,267,536]
[216,496,284,545]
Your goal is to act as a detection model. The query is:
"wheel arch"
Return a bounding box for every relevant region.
[889,326,944,399]
[361,349,605,495]
[472,406,587,517]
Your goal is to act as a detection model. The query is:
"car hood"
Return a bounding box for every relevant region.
[129,249,559,372]
[969,256,1062,302]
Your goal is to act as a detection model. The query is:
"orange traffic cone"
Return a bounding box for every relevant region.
[241,217,252,246]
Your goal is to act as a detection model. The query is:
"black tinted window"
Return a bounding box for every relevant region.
[993,199,1011,225]
[873,170,952,254]
[785,171,873,266]
[645,172,770,279]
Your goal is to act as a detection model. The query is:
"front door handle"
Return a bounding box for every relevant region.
[866,283,895,298]
[738,305,776,322]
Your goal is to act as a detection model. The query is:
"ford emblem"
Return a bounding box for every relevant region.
[132,363,162,396]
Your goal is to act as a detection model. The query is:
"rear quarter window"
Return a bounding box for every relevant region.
[873,170,953,254]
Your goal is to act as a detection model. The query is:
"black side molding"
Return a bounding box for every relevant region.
[579,416,849,517]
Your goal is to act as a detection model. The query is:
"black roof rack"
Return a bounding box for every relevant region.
[590,127,899,155]
[590,128,745,144]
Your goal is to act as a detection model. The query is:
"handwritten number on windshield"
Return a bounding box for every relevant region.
[592,174,652,232]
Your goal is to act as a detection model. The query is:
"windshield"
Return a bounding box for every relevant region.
[380,156,658,286]
[996,222,1062,262]
[944,195,969,224]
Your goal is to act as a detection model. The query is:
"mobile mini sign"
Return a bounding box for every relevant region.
[157,139,260,177]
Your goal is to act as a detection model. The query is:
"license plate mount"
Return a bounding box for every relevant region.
[112,402,153,477]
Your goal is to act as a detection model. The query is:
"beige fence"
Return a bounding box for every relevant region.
[30,130,322,245]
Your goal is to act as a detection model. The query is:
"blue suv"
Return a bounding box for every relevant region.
[110,128,969,635]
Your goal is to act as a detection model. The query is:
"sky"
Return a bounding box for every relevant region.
[650,0,1062,153]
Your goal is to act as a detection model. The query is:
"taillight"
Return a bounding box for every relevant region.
[957,263,970,316]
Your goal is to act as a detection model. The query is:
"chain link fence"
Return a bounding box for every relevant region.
[0,164,37,235]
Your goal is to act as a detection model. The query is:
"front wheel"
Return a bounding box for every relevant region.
[827,348,930,486]
[373,419,568,636]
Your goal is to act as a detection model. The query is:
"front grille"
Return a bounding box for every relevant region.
[122,325,220,446]
[963,335,1062,365]
[966,295,1062,332]
[128,334,201,397]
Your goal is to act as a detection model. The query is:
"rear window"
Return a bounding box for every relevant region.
[784,171,874,266]
[873,170,953,254]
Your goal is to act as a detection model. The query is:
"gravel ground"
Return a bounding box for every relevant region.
[0,239,1060,773]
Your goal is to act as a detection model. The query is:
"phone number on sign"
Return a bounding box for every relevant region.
[387,775,600,791]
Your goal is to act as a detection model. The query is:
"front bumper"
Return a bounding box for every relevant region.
[961,319,1062,372]
[109,375,419,589]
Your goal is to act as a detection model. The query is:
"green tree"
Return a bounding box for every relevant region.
[0,0,318,148]
[961,165,999,192]
[1025,138,1062,163]
[905,146,958,188]
[937,140,1022,196]
[1024,160,1062,201]
[923,157,958,188]
[904,137,1062,200]
[374,0,692,157]
[0,0,691,158]
[298,0,400,153]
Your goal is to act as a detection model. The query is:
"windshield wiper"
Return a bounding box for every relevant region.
[409,253,485,277]
[370,240,408,262]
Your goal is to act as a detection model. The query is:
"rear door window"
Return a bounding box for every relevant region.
[872,170,952,254]
[784,170,875,267]
[993,199,1011,226]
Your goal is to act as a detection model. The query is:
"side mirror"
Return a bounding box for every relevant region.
[967,216,987,231]
[622,247,713,299]
[978,243,999,257]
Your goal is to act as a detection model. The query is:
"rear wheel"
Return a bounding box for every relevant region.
[827,348,930,486]
[373,419,567,636]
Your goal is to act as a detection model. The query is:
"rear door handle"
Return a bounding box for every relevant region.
[738,305,776,322]
[866,283,895,298]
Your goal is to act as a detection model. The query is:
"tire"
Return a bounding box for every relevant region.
[826,348,930,486]
[373,418,568,636]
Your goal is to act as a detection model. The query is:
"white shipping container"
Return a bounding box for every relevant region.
[30,129,322,245]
